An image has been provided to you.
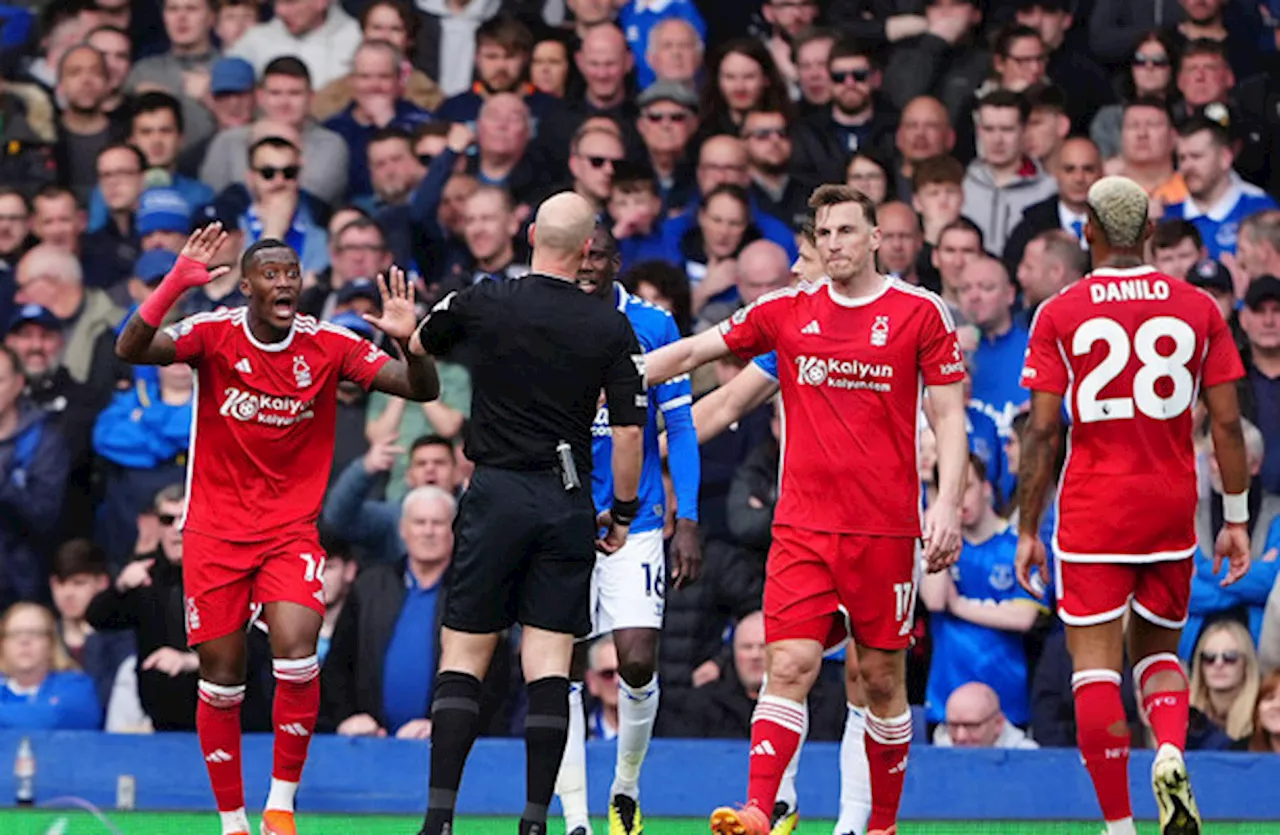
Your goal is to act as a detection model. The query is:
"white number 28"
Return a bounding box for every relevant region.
[1072,316,1196,423]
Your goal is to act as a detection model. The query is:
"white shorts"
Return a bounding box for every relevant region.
[588,528,666,638]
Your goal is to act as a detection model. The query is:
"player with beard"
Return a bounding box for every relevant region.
[646,185,969,835]
[554,225,702,835]
[115,223,439,835]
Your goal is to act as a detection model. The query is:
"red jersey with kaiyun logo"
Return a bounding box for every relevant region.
[1021,265,1245,562]
[165,307,391,542]
[719,277,965,537]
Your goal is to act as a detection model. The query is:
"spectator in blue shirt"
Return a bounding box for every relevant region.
[0,602,101,730]
[660,136,799,264]
[323,40,433,202]
[1165,117,1278,258]
[91,361,192,565]
[959,257,1029,437]
[240,135,330,274]
[921,453,1044,728]
[620,0,706,90]
[87,92,214,233]
[641,18,703,91]
[609,161,668,272]
[320,486,512,737]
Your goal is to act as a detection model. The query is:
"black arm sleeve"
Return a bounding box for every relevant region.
[603,316,647,427]
[416,288,474,356]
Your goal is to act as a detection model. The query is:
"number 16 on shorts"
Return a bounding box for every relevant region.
[590,528,666,637]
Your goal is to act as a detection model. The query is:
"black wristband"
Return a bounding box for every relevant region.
[611,496,640,526]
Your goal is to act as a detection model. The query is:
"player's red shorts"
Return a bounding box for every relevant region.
[1056,558,1195,629]
[764,525,917,651]
[182,527,327,645]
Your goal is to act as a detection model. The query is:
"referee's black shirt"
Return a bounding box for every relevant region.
[417,272,648,475]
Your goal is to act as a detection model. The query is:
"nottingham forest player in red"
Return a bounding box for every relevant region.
[115,223,439,835]
[1016,176,1250,835]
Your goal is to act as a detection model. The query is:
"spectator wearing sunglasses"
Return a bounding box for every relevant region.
[633,81,700,215]
[538,25,643,176]
[199,57,350,206]
[742,109,811,233]
[1088,31,1178,160]
[1190,620,1262,742]
[791,38,898,190]
[568,126,627,217]
[87,484,199,729]
[241,135,330,273]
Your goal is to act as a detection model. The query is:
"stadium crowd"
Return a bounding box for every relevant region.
[1,0,1280,763]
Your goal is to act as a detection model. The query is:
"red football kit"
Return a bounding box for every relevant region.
[1021,265,1245,627]
[164,307,391,644]
[720,277,965,649]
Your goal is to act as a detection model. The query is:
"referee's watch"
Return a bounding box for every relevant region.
[611,496,640,527]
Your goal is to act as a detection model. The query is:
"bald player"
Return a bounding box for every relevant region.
[1017,176,1250,835]
[411,192,646,835]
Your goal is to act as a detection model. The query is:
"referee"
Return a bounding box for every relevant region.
[410,192,646,835]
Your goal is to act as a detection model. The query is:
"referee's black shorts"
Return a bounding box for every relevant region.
[444,465,597,637]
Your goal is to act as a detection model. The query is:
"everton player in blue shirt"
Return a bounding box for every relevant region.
[920,453,1045,729]
[555,225,702,835]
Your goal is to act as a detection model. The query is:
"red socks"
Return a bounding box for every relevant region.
[1134,653,1189,752]
[271,655,320,783]
[865,709,912,831]
[1073,670,1132,823]
[197,680,246,813]
[746,694,807,812]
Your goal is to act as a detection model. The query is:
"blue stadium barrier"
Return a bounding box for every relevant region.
[1,731,1278,820]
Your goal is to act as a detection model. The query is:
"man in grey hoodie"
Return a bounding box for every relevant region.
[960,90,1057,257]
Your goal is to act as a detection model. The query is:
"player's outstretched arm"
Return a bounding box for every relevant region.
[690,364,778,444]
[1205,381,1252,586]
[922,380,967,571]
[1015,390,1064,595]
[115,224,229,366]
[365,267,441,402]
[645,328,732,387]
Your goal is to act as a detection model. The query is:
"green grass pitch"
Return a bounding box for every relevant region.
[4,813,1280,835]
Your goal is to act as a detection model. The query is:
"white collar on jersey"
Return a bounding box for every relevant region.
[241,310,298,352]
[1089,265,1157,279]
[825,275,892,308]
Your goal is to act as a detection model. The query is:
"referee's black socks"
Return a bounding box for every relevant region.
[520,675,571,835]
[421,671,482,835]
